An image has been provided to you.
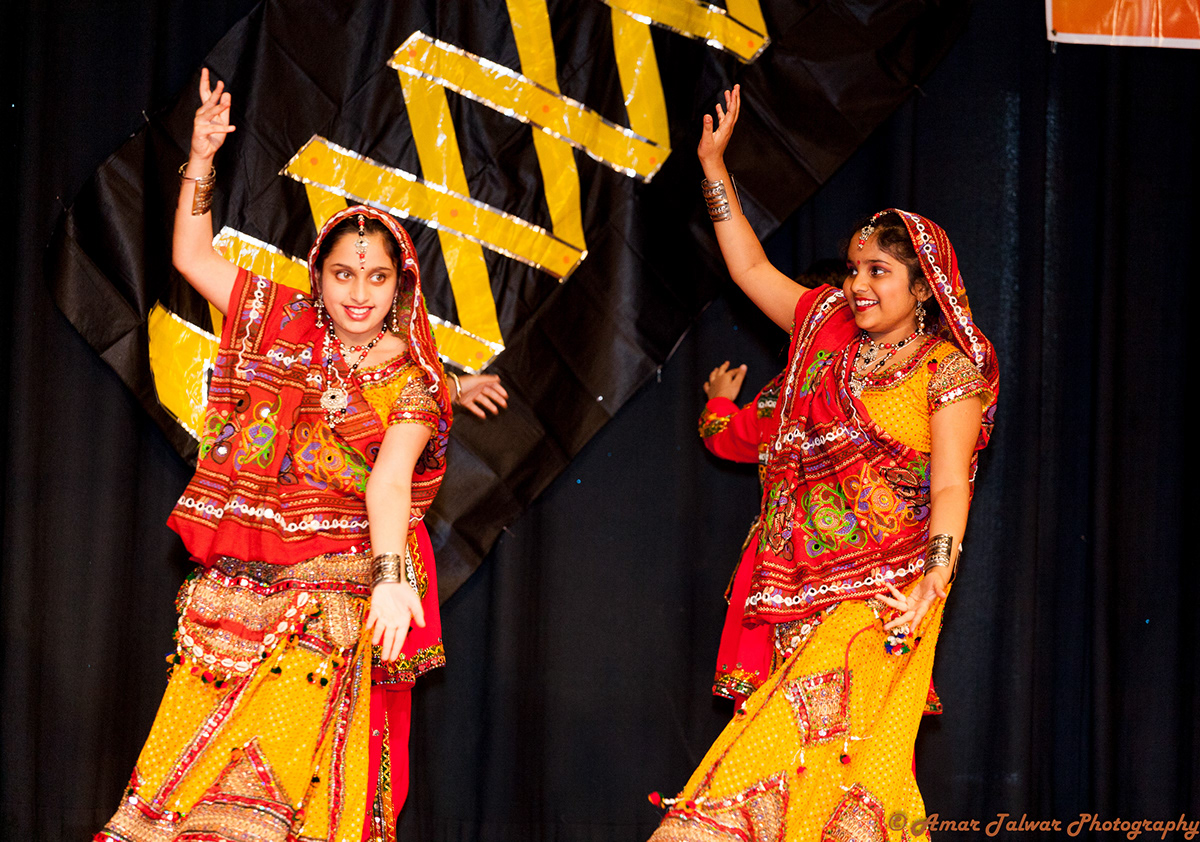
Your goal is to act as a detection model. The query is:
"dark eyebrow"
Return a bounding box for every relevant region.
[328,262,395,273]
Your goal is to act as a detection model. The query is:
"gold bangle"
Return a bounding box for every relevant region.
[179,163,216,216]
[178,162,216,183]
[447,371,462,404]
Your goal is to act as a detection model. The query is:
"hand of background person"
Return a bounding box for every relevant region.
[703,361,747,402]
[455,373,508,418]
[366,581,426,662]
[189,68,236,163]
[878,568,951,633]
[697,84,741,165]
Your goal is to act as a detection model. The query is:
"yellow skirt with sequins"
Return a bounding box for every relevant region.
[651,581,947,842]
[95,556,380,842]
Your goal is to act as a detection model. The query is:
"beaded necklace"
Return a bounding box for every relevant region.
[319,324,388,425]
[848,329,921,398]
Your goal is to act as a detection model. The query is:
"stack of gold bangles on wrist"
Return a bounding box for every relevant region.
[701,176,734,222]
[923,534,961,582]
[179,163,216,216]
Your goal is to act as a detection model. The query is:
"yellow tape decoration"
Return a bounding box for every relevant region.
[147,303,219,439]
[724,0,768,41]
[282,136,584,281]
[610,9,671,147]
[428,315,506,374]
[149,1,777,437]
[399,75,505,345]
[505,0,587,248]
[602,0,770,62]
[390,32,666,181]
[305,183,348,232]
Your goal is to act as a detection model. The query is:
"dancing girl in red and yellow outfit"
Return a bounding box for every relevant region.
[96,70,504,842]
[650,87,999,841]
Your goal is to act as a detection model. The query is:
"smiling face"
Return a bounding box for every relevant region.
[843,233,930,343]
[317,231,400,346]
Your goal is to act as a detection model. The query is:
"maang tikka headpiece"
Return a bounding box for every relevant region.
[354,213,368,268]
[856,224,873,250]
[858,210,889,250]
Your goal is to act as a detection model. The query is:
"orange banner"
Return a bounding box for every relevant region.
[1047,0,1200,46]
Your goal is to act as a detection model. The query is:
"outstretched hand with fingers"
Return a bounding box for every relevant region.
[191,67,236,161]
[697,84,741,165]
[456,374,508,419]
[703,360,747,402]
[877,566,952,633]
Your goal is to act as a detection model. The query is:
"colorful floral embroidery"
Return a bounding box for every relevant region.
[199,410,238,464]
[291,420,370,494]
[233,398,282,471]
[799,350,834,398]
[796,484,866,558]
[840,464,919,544]
[880,460,930,520]
[759,479,798,561]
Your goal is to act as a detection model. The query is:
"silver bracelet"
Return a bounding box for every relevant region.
[701,177,733,222]
[923,534,961,577]
[371,552,405,588]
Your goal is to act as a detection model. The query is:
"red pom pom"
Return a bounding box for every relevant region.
[840,753,851,765]
[648,792,662,807]
[685,800,697,811]
[796,765,806,774]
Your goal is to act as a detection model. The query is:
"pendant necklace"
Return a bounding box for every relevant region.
[320,324,388,425]
[849,329,921,398]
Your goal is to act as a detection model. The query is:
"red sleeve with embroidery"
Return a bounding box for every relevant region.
[699,397,762,464]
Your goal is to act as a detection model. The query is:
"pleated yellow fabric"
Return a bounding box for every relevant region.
[651,580,946,842]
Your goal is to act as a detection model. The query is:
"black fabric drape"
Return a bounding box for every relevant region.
[43,0,969,602]
[4,2,1197,842]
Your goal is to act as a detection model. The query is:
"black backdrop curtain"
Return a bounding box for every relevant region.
[3,1,1197,840]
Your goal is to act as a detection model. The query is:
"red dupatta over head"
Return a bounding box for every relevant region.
[168,206,451,567]
[306,206,451,425]
[744,209,998,623]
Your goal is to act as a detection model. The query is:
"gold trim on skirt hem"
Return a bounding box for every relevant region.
[650,582,947,842]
